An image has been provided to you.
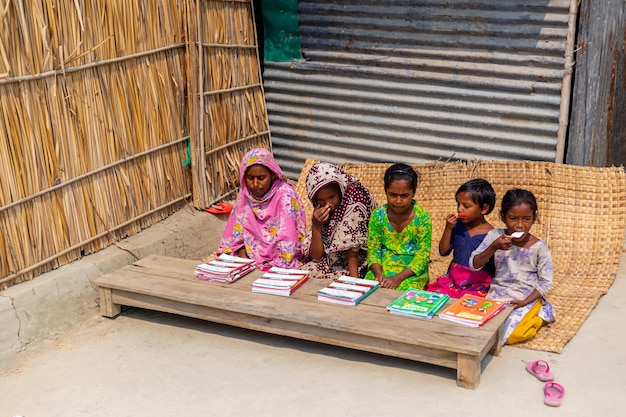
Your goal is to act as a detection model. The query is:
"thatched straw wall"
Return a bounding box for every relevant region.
[0,1,264,289]
[188,0,271,207]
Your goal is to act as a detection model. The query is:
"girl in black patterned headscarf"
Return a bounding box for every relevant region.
[301,163,377,278]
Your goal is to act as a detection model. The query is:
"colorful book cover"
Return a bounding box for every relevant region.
[261,272,307,280]
[196,264,240,275]
[253,278,299,288]
[267,266,308,275]
[217,253,255,265]
[194,255,255,283]
[195,268,252,283]
[329,282,371,293]
[386,289,450,319]
[438,294,507,327]
[317,276,379,306]
[334,276,379,288]
[251,268,310,296]
[206,260,245,269]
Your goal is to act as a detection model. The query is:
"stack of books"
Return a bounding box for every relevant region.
[251,267,310,296]
[386,289,450,319]
[438,294,507,327]
[194,254,256,283]
[317,276,380,306]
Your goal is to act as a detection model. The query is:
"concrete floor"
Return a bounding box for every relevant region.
[0,208,624,416]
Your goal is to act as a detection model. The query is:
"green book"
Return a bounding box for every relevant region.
[386,289,450,319]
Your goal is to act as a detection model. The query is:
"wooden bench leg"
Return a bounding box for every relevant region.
[490,325,504,356]
[456,353,480,389]
[99,287,121,318]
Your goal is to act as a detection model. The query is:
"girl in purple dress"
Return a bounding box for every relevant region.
[470,188,555,345]
[426,178,496,298]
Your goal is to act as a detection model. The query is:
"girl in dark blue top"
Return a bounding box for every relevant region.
[426,179,496,297]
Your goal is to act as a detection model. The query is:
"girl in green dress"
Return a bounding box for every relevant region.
[365,163,432,290]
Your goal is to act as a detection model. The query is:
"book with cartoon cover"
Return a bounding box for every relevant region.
[438,294,507,327]
[386,289,450,319]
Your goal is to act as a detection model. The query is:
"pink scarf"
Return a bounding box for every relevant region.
[217,148,306,270]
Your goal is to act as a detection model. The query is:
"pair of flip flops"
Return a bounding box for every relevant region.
[206,202,233,215]
[526,360,565,407]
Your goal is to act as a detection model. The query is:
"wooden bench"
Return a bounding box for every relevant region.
[94,254,512,389]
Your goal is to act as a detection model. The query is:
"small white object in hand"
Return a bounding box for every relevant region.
[510,231,524,238]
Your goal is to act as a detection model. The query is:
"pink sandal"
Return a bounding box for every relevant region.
[544,381,565,407]
[525,359,554,382]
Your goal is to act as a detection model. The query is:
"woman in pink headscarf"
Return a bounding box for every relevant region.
[217,148,306,270]
[301,162,377,278]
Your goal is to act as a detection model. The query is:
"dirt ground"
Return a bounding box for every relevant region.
[0,210,625,416]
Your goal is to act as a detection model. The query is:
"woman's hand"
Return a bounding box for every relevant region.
[312,204,331,228]
[379,274,404,289]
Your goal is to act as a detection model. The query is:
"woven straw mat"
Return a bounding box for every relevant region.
[296,159,626,353]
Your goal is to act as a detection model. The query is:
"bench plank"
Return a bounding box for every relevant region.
[94,255,511,389]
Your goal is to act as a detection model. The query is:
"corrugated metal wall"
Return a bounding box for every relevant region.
[263,0,575,179]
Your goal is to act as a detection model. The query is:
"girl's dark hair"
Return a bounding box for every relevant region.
[384,163,419,192]
[500,188,538,219]
[457,178,496,215]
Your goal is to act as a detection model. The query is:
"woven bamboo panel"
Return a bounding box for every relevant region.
[0,0,269,288]
[0,1,191,289]
[189,0,271,208]
[296,159,626,352]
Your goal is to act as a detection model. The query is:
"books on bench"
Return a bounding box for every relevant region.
[317,276,380,306]
[251,267,310,296]
[438,294,507,327]
[386,289,450,319]
[194,254,256,283]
